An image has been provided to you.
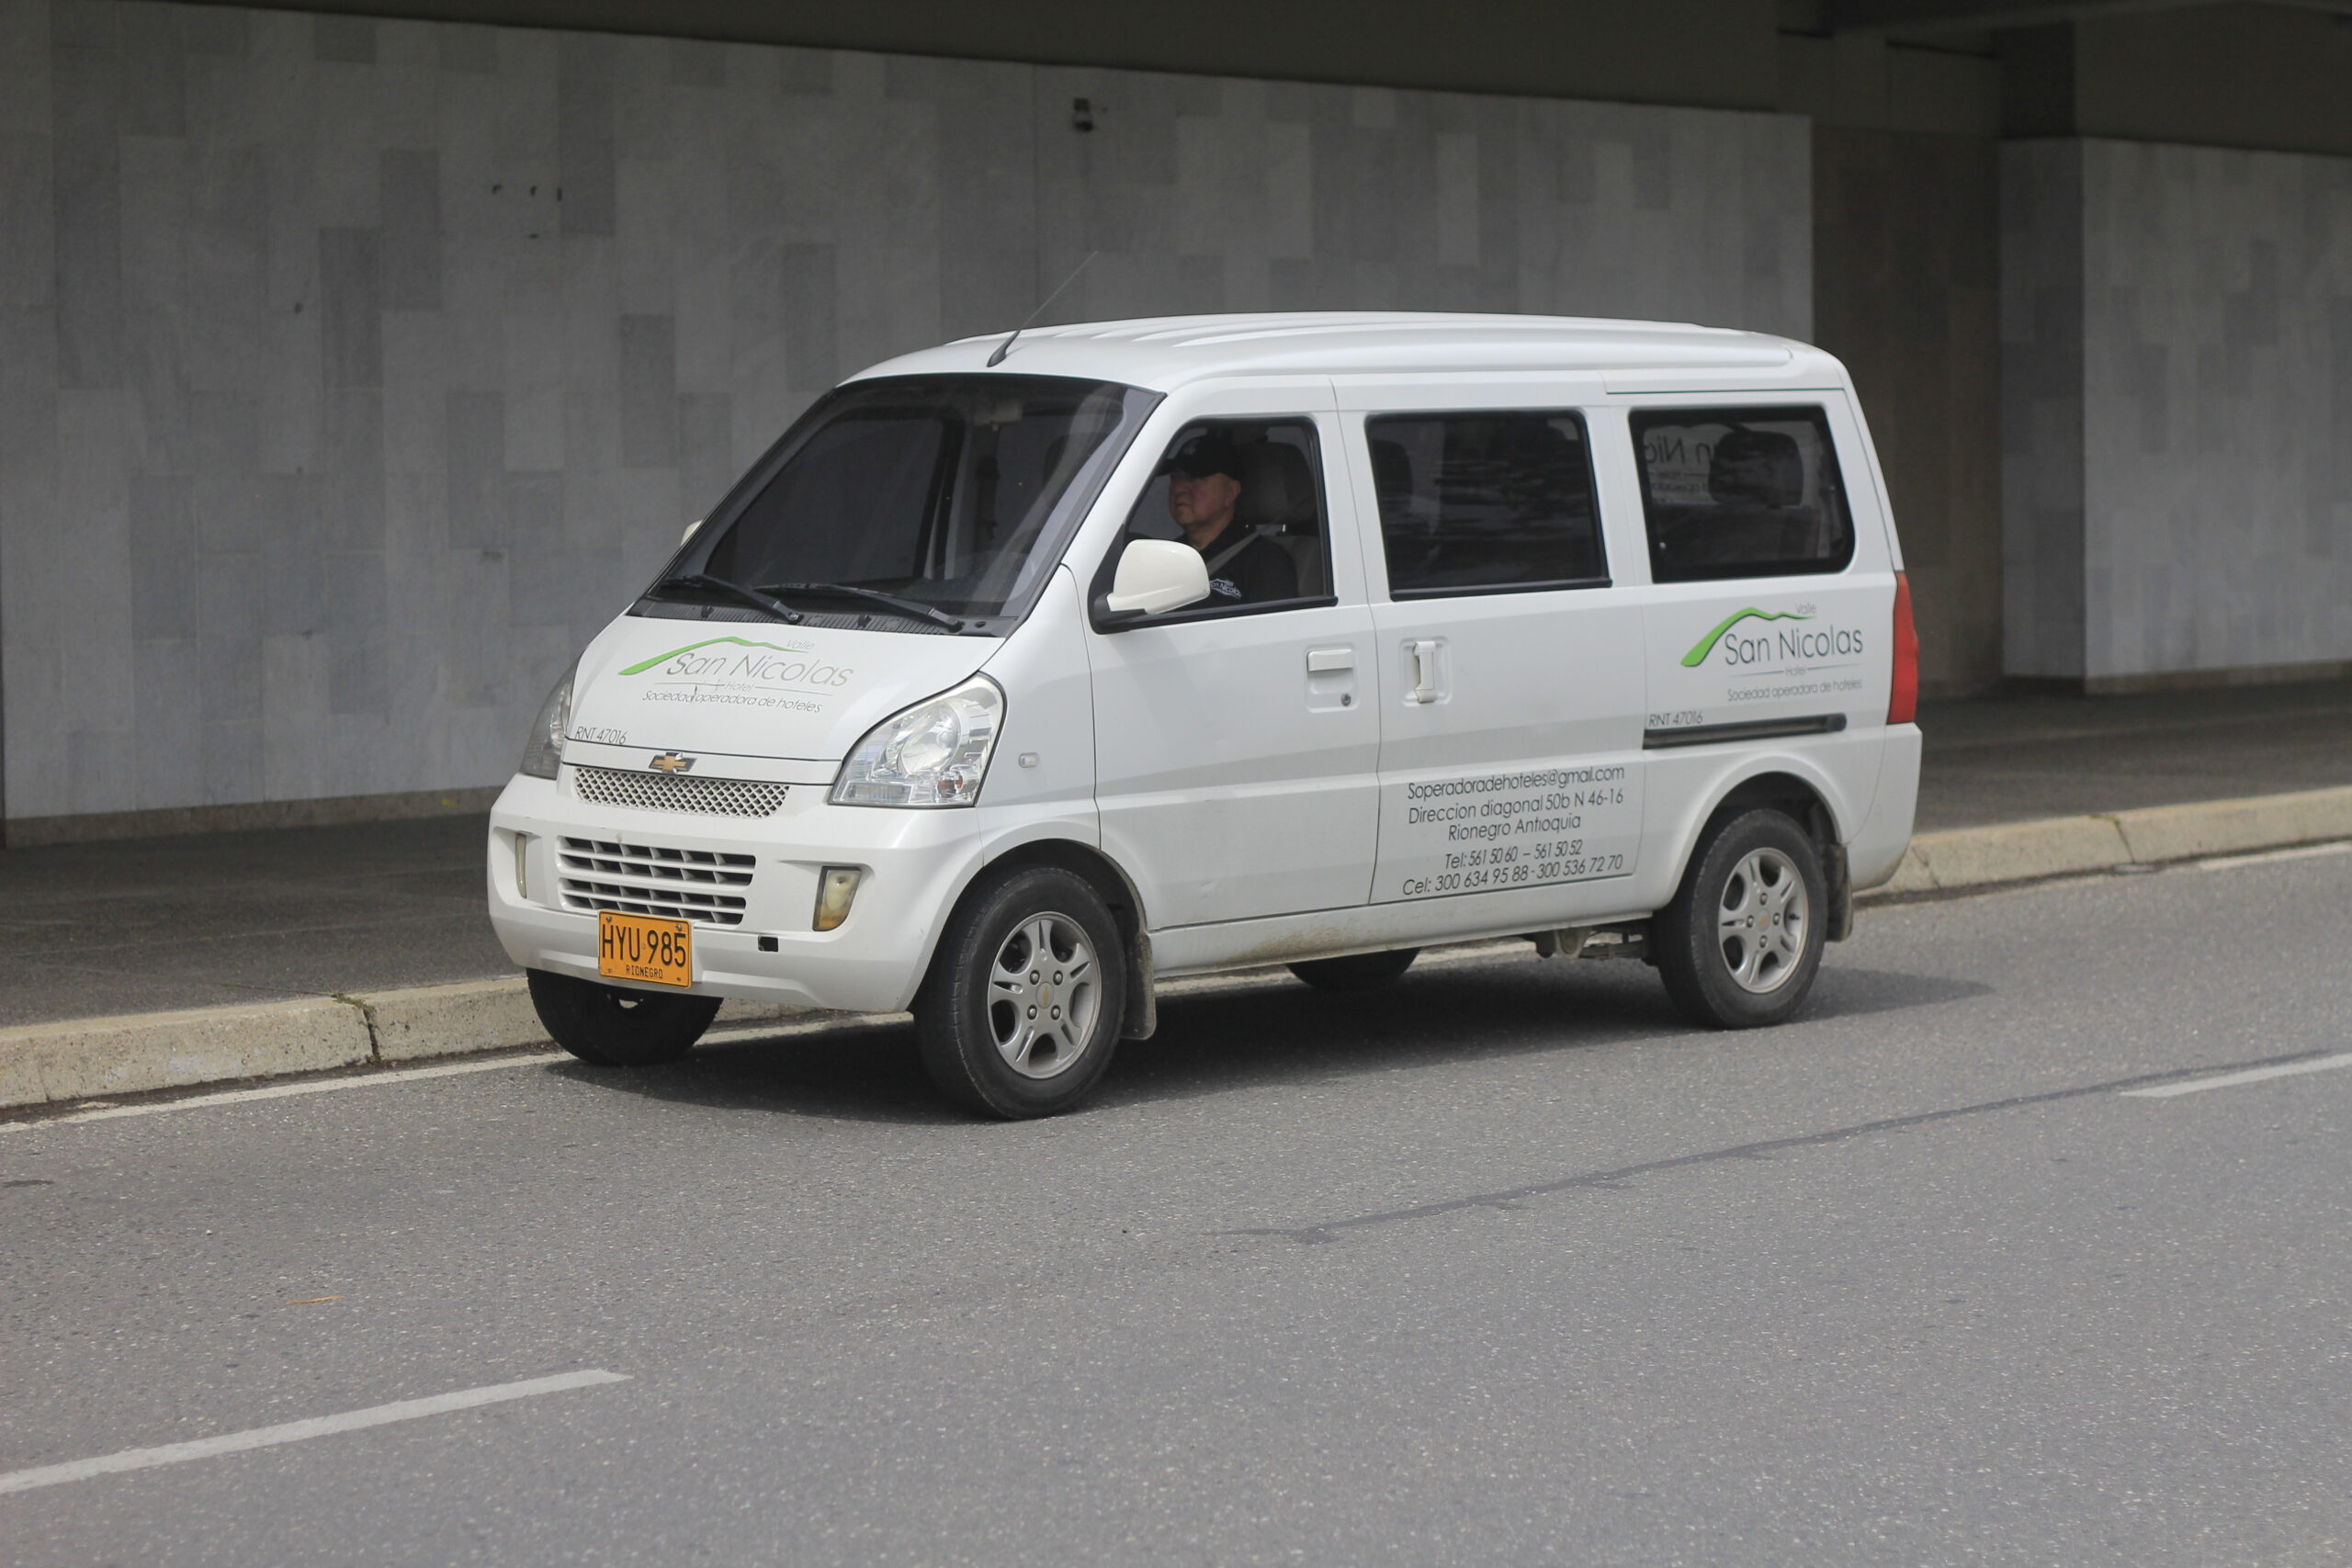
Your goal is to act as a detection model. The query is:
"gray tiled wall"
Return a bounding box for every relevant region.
[2004,136,2352,681]
[1999,140,2088,679]
[0,0,1810,823]
[2080,140,2352,680]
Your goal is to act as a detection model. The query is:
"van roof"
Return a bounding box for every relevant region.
[849,311,1841,392]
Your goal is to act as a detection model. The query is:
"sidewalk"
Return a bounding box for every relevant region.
[1911,677,2352,832]
[1,678,2347,1091]
[0,814,503,1030]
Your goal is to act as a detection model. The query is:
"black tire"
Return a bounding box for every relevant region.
[1287,949,1419,992]
[1654,807,1827,1030]
[526,968,720,1066]
[914,867,1128,1120]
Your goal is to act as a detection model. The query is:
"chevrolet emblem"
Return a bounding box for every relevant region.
[648,752,695,773]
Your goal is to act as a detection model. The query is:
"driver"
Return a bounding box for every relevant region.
[1163,433,1298,606]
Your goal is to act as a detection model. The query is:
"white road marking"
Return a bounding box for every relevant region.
[2123,1051,2352,1099]
[0,1052,566,1132]
[0,1370,628,1496]
[2194,840,2352,873]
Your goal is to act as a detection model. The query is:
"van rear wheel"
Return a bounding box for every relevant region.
[526,968,720,1066]
[914,867,1128,1119]
[1654,808,1826,1029]
[1287,949,1419,992]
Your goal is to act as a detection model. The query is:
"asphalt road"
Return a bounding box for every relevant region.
[4,847,2349,1566]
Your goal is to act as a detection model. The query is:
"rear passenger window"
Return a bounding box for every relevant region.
[1632,407,1854,581]
[1366,412,1606,599]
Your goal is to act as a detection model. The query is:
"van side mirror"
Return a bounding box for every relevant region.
[1097,538,1210,624]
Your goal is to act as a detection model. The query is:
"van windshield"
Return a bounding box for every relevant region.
[647,375,1158,634]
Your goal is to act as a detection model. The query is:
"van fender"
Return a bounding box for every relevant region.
[1646,747,1868,933]
[912,816,1159,1039]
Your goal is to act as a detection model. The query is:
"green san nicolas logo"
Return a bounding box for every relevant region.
[621,636,855,688]
[1682,606,1865,669]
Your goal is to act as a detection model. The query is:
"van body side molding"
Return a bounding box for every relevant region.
[1642,714,1849,750]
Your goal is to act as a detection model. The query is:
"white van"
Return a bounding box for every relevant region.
[487,313,1921,1117]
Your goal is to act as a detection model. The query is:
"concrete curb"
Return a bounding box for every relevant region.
[1860,784,2352,903]
[2110,786,2352,863]
[354,979,554,1064]
[0,986,823,1111]
[6,784,2349,1112]
[0,998,375,1109]
[353,982,812,1063]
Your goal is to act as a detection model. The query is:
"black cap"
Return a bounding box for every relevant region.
[1161,433,1241,482]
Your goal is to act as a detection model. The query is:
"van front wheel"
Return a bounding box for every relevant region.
[526,968,719,1066]
[915,867,1128,1119]
[1654,808,1826,1029]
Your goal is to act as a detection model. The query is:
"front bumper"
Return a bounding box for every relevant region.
[486,769,989,1015]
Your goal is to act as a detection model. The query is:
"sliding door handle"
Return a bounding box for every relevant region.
[1407,638,1441,703]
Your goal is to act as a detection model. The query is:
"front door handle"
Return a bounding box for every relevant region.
[1306,647,1354,674]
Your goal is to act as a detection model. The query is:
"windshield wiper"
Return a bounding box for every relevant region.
[755,582,966,632]
[648,572,802,624]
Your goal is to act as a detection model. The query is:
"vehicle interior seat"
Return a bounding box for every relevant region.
[1655,425,1819,574]
[1714,426,1826,560]
[1707,427,1804,510]
[1370,438,1419,527]
[1233,440,1325,596]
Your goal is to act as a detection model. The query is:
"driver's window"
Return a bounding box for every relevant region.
[1118,419,1330,615]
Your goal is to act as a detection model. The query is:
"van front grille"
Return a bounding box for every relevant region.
[558,837,757,927]
[571,765,788,818]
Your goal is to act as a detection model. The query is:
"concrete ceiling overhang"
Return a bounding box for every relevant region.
[1825,0,2352,30]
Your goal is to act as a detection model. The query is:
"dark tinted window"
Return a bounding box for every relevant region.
[1366,412,1605,599]
[672,375,1153,628]
[723,413,947,589]
[1632,406,1855,582]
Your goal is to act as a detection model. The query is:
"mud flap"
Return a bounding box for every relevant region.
[1122,928,1158,1039]
[1825,840,1855,942]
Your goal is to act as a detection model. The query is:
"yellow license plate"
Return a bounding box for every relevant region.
[597,911,693,988]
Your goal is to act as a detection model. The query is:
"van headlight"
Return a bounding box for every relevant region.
[519,663,576,780]
[831,676,1003,807]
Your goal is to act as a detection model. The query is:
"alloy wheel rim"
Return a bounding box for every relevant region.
[1715,847,1810,994]
[986,911,1100,1078]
